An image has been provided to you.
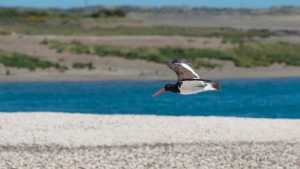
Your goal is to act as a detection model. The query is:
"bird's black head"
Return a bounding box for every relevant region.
[164,83,179,93]
[153,83,179,96]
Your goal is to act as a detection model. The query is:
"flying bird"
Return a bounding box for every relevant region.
[153,59,220,96]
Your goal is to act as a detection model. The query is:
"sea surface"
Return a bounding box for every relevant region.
[0,78,300,119]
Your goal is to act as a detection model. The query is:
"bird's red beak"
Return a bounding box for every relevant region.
[212,82,220,90]
[153,88,166,96]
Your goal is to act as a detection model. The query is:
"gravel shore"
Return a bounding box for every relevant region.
[1,142,300,169]
[0,113,299,169]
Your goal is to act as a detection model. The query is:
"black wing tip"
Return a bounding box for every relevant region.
[169,59,192,65]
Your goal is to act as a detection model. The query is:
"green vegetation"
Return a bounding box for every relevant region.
[0,7,127,20]
[49,40,227,68]
[46,40,300,68]
[2,6,300,69]
[72,62,95,70]
[1,6,299,21]
[86,9,126,18]
[231,42,300,67]
[46,40,227,68]
[0,7,127,34]
[0,50,68,71]
[0,29,11,35]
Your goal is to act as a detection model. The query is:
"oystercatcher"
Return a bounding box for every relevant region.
[153,59,220,96]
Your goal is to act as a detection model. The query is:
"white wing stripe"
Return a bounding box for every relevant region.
[177,63,200,79]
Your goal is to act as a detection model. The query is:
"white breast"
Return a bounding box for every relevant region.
[179,80,208,95]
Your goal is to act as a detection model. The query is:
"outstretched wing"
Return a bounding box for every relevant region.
[167,59,200,81]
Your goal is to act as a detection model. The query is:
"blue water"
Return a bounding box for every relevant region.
[0,78,300,119]
[1,0,300,9]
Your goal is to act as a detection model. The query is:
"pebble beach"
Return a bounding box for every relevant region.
[0,113,299,169]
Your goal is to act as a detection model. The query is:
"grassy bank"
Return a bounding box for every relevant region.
[48,40,224,68]
[46,40,300,68]
[232,42,300,67]
[2,24,274,43]
[0,50,67,71]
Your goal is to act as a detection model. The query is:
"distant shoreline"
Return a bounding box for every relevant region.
[1,3,300,10]
[0,66,300,82]
[0,74,300,82]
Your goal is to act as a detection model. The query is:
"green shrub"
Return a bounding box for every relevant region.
[0,50,68,71]
[72,62,95,70]
[231,42,300,67]
[0,29,10,35]
[0,8,20,18]
[88,9,126,18]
